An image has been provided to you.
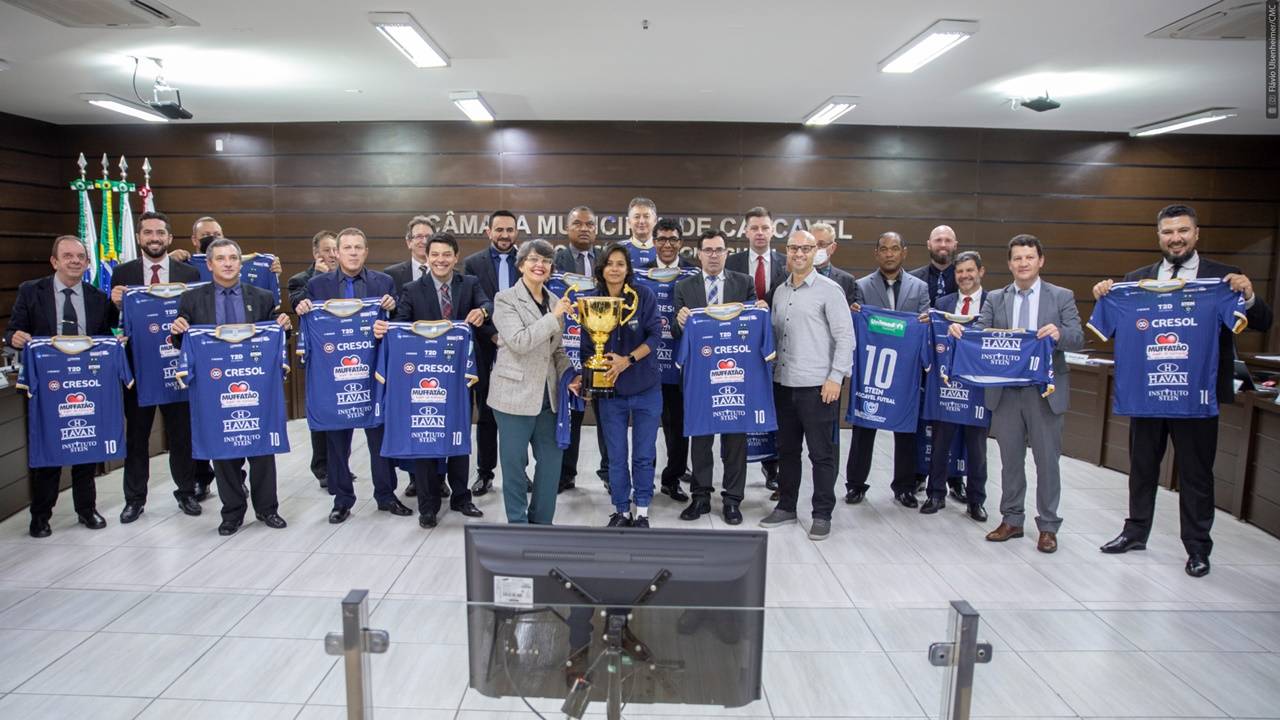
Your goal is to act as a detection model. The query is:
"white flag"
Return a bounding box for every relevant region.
[119,190,137,264]
[80,189,99,286]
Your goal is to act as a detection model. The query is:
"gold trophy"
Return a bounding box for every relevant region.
[577,287,639,398]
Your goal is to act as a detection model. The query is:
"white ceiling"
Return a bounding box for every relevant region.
[0,0,1275,134]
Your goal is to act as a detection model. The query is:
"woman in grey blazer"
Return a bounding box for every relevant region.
[489,239,580,523]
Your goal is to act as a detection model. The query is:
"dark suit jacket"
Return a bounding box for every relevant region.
[823,265,861,306]
[287,265,321,309]
[463,248,515,357]
[671,269,756,339]
[5,275,118,345]
[111,257,202,288]
[394,272,492,323]
[303,268,396,304]
[553,246,599,275]
[173,282,277,348]
[726,249,787,304]
[935,289,987,315]
[383,259,421,294]
[910,263,957,306]
[1123,256,1273,401]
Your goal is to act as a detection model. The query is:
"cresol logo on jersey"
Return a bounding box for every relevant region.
[220,381,260,408]
[411,377,448,403]
[709,354,746,383]
[411,406,446,429]
[336,382,372,406]
[868,315,906,337]
[60,417,96,441]
[1147,361,1189,387]
[222,408,260,433]
[332,355,370,381]
[1145,332,1190,360]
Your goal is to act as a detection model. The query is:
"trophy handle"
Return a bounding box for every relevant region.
[619,284,640,325]
[565,283,581,320]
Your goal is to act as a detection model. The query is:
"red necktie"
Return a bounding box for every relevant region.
[754,255,766,300]
[439,282,453,319]
[960,296,971,315]
[150,264,161,285]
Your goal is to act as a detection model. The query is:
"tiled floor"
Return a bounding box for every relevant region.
[0,419,1277,719]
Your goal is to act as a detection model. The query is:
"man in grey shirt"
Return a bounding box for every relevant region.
[759,230,854,540]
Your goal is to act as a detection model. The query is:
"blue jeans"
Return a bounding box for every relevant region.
[598,385,662,513]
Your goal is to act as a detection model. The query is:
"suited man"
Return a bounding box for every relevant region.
[169,237,290,536]
[109,211,205,524]
[373,232,487,527]
[811,223,860,307]
[6,235,119,538]
[921,250,989,521]
[909,225,959,307]
[955,234,1083,554]
[1094,204,1273,577]
[169,216,284,276]
[846,231,931,507]
[673,230,759,524]
[552,206,608,491]
[288,230,338,488]
[462,210,519,495]
[296,227,404,524]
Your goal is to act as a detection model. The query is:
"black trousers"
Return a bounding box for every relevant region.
[774,384,839,520]
[659,382,689,486]
[122,388,196,505]
[212,455,278,523]
[29,465,96,521]
[309,430,327,479]
[691,433,746,503]
[1126,416,1218,556]
[926,421,988,505]
[474,365,498,478]
[846,426,918,495]
[413,456,472,515]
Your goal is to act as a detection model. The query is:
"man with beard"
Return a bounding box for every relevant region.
[910,225,959,307]
[102,211,205,523]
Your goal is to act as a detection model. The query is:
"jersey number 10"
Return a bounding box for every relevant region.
[862,345,899,390]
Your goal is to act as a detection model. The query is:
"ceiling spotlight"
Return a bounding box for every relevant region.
[1130,108,1238,137]
[81,93,168,122]
[803,96,858,126]
[450,91,495,122]
[369,12,450,68]
[1020,93,1061,112]
[879,19,979,74]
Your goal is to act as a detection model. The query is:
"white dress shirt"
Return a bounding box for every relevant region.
[144,254,170,285]
[956,288,983,317]
[655,257,681,269]
[1011,278,1042,331]
[749,249,773,292]
[411,257,429,281]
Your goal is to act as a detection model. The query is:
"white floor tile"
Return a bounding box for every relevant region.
[166,548,310,592]
[227,594,353,640]
[829,563,957,608]
[1020,650,1225,717]
[276,553,410,596]
[135,698,303,719]
[19,632,218,697]
[0,628,91,692]
[386,554,466,597]
[105,591,264,636]
[163,636,337,704]
[1156,652,1280,719]
[888,649,1075,717]
[0,693,151,719]
[0,543,109,585]
[857,608,957,652]
[979,609,1137,651]
[369,598,469,645]
[764,563,852,607]
[932,564,1078,608]
[53,546,201,590]
[1093,610,1268,652]
[762,651,923,717]
[763,607,881,652]
[310,642,469,709]
[0,588,148,631]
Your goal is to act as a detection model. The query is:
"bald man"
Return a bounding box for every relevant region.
[909,225,959,307]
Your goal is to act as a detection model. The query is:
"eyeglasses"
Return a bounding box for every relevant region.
[409,234,431,242]
[699,248,727,256]
[786,245,816,254]
[655,237,682,245]
[522,256,552,267]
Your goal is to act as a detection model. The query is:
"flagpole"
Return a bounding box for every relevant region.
[71,153,99,286]
[140,158,155,213]
[96,153,117,291]
[117,156,138,265]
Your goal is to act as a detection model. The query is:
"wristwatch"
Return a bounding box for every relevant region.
[627,352,639,366]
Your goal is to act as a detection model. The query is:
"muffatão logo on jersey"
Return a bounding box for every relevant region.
[220,381,260,408]
[869,315,906,337]
[411,377,448,403]
[57,392,95,417]
[332,355,370,381]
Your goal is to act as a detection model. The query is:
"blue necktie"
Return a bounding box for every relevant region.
[222,288,239,325]
[498,254,511,292]
[343,276,355,299]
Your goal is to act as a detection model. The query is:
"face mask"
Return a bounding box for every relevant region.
[814,248,829,266]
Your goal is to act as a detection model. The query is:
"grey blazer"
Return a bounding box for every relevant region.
[855,270,930,313]
[487,281,573,417]
[974,279,1084,415]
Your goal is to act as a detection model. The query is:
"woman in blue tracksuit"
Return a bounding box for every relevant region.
[583,242,664,528]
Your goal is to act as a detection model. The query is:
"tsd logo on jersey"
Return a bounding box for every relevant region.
[711,385,745,409]
[411,405,446,428]
[222,408,260,433]
[332,355,370,381]
[57,392,95,418]
[411,377,448,403]
[709,357,745,384]
[60,416,96,441]
[336,382,372,406]
[1147,361,1189,386]
[220,381,260,408]
[1146,332,1190,360]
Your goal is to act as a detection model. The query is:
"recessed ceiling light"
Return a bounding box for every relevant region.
[344,89,363,94]
[80,93,167,122]
[450,91,494,122]
[803,96,858,126]
[879,19,979,74]
[368,12,450,68]
[1130,108,1238,137]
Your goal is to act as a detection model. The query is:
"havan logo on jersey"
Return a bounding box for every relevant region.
[60,417,96,441]
[710,357,745,384]
[222,408,261,433]
[411,405,447,429]
[937,381,973,413]
[57,392,96,417]
[219,381,260,408]
[1147,362,1189,387]
[410,377,447,403]
[712,384,746,411]
[332,355,370,381]
[1145,332,1190,360]
[336,382,372,406]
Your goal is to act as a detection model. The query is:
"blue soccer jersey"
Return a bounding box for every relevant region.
[626,243,657,269]
[297,298,386,431]
[176,322,291,460]
[945,328,1056,396]
[634,266,699,385]
[923,310,989,428]
[847,308,933,433]
[1087,277,1246,418]
[186,253,278,297]
[122,282,206,407]
[915,419,965,476]
[18,336,133,468]
[555,368,585,450]
[675,304,777,436]
[374,321,478,459]
[548,271,595,371]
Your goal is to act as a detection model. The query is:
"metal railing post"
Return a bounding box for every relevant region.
[324,589,391,720]
[928,600,992,720]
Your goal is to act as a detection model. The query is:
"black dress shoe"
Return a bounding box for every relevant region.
[471,475,493,496]
[661,483,689,502]
[557,478,575,494]
[844,488,865,505]
[894,493,918,509]
[440,482,451,498]
[329,508,351,524]
[631,515,650,529]
[947,479,968,503]
[377,499,413,516]
[722,503,743,525]
[29,519,51,538]
[680,498,711,521]
[1099,534,1146,554]
[255,513,287,529]
[177,496,202,516]
[967,504,988,522]
[770,490,780,502]
[195,484,212,501]
[318,478,328,490]
[404,480,417,497]
[77,511,107,529]
[607,512,632,528]
[419,513,437,528]
[120,504,145,524]
[454,502,484,518]
[1185,554,1211,577]
[919,497,944,515]
[217,521,240,536]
